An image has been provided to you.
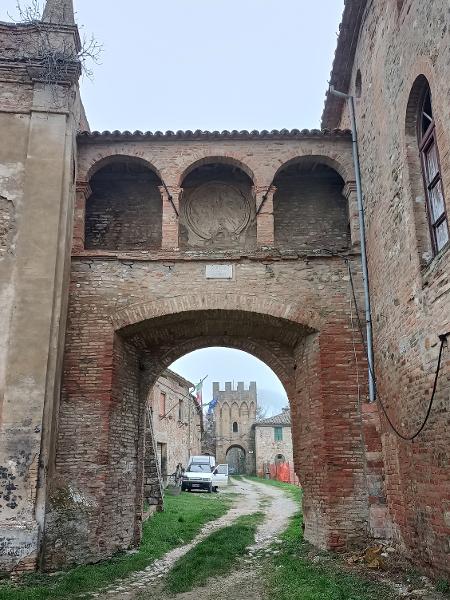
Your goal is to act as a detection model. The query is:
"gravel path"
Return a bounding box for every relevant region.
[91,478,298,600]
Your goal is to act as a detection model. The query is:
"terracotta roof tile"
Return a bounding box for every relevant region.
[77,128,351,142]
[255,409,291,427]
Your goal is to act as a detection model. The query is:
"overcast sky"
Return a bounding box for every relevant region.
[1,0,344,132]
[171,348,288,417]
[1,1,344,415]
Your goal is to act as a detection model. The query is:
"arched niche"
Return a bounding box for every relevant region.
[273,157,350,252]
[179,162,256,251]
[85,157,163,251]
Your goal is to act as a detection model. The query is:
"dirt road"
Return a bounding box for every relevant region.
[91,478,297,600]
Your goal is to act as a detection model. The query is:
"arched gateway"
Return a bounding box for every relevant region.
[45,179,386,570]
[1,119,386,571]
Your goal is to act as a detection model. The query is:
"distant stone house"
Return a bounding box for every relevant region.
[148,369,202,482]
[254,408,294,478]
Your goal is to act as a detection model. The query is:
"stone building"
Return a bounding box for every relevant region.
[149,370,202,483]
[254,408,294,478]
[0,0,448,579]
[212,381,257,474]
[322,0,450,575]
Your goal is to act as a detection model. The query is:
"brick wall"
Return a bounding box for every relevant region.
[85,163,162,250]
[330,0,450,576]
[44,244,374,566]
[274,164,350,251]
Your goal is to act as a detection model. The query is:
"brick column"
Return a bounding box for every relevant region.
[343,181,360,247]
[256,186,276,247]
[72,182,91,253]
[160,185,180,250]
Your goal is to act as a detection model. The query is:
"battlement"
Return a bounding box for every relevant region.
[213,381,256,394]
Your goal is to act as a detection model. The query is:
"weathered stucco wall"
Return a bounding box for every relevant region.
[0,20,81,571]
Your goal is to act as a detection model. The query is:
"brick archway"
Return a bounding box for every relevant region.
[43,278,377,571]
[111,293,324,333]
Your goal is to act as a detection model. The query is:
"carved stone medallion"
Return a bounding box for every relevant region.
[184,182,251,241]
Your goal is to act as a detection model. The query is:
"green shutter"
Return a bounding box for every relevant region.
[274,427,283,441]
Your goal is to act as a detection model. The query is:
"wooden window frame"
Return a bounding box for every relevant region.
[418,94,449,256]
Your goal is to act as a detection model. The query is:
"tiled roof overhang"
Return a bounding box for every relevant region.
[77,128,351,143]
[321,0,368,129]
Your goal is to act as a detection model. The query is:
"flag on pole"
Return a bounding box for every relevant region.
[192,376,207,408]
[207,397,218,415]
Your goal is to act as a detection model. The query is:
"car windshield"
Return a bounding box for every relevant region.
[188,464,211,473]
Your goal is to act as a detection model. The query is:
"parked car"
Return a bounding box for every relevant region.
[182,459,229,493]
[182,462,214,493]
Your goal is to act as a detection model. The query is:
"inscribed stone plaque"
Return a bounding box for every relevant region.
[205,264,233,279]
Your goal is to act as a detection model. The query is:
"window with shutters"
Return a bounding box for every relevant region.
[274,427,283,442]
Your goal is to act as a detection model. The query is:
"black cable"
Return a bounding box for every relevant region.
[345,256,447,441]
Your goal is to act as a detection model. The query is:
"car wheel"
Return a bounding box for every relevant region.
[207,483,212,494]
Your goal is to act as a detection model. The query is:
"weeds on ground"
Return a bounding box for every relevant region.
[0,492,233,600]
[165,512,264,594]
[266,512,397,600]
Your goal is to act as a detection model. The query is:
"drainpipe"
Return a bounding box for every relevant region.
[329,86,376,403]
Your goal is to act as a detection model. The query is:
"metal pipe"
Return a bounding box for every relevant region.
[329,85,376,403]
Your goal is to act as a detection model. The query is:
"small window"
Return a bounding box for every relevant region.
[159,391,166,417]
[274,427,283,442]
[355,69,362,98]
[275,454,285,463]
[178,399,183,422]
[232,421,238,433]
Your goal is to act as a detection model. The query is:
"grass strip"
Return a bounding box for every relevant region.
[266,513,397,600]
[0,492,233,600]
[165,511,264,594]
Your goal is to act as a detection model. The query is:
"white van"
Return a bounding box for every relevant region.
[182,457,228,493]
[187,455,215,469]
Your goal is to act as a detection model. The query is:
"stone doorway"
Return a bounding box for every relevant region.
[226,445,247,475]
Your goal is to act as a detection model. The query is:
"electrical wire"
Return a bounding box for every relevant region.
[345,255,447,441]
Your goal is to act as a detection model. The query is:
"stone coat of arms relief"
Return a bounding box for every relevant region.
[181,181,255,249]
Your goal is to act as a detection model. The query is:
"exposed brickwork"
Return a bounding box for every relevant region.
[3,0,448,580]
[274,163,350,251]
[85,162,162,251]
[327,0,450,577]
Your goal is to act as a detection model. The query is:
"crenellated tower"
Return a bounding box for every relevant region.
[212,381,257,474]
